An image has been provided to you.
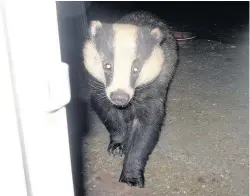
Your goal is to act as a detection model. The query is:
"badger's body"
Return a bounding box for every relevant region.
[83,11,178,188]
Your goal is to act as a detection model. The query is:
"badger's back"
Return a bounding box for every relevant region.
[118,11,172,38]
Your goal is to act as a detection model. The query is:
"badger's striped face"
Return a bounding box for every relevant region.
[83,21,165,107]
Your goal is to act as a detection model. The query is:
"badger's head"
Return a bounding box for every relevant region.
[83,20,165,107]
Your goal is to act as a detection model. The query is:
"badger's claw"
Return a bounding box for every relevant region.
[119,170,145,188]
[107,142,123,157]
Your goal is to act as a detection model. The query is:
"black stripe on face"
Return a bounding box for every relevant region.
[130,27,157,88]
[93,24,114,86]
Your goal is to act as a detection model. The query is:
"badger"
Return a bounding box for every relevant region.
[82,11,178,188]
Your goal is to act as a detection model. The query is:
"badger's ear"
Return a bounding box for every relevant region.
[151,28,164,43]
[89,20,102,37]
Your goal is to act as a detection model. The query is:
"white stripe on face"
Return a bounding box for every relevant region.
[83,41,106,84]
[136,46,164,87]
[106,24,139,100]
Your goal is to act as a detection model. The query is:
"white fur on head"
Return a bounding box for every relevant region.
[151,28,164,43]
[106,24,139,101]
[83,21,105,84]
[90,20,102,37]
[83,41,105,84]
[136,46,164,86]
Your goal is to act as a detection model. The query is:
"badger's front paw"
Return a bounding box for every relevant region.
[107,141,123,157]
[119,169,145,188]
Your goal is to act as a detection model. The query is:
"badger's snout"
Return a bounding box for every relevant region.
[110,90,130,106]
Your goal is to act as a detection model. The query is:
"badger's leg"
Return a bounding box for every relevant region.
[107,129,125,157]
[119,100,165,188]
[98,111,127,157]
[91,96,127,157]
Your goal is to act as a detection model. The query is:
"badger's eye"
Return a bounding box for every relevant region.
[104,63,111,70]
[133,67,139,72]
[132,58,140,73]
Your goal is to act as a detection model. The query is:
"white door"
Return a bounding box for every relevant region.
[0,1,74,196]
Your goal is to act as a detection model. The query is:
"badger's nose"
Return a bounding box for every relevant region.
[110,90,130,106]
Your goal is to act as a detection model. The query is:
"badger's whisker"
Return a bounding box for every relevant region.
[133,96,143,101]
[90,80,105,87]
[98,95,108,101]
[133,100,149,113]
[88,82,103,88]
[88,84,105,91]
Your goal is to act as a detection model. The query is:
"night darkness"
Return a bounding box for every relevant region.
[86,1,249,43]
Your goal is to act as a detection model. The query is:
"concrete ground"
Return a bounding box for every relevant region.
[77,28,249,196]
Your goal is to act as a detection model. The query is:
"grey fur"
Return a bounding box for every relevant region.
[129,27,157,88]
[92,24,114,86]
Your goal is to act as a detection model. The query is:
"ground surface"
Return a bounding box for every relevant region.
[78,31,249,196]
